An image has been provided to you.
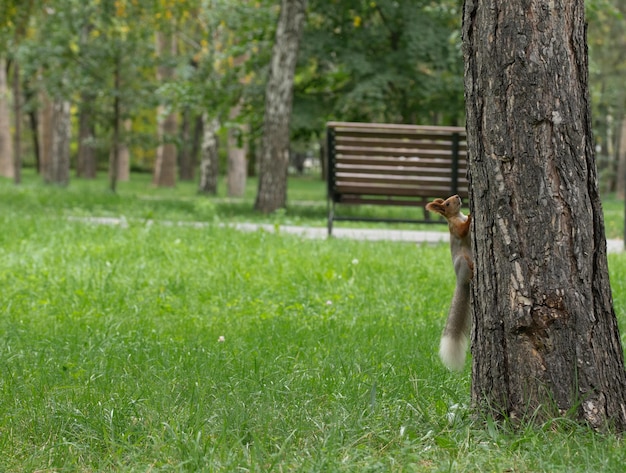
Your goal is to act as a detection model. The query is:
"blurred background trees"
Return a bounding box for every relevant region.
[0,0,623,210]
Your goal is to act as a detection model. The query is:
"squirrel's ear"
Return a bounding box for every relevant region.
[426,198,444,212]
[426,202,444,214]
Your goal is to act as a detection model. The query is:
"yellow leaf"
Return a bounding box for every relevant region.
[69,40,79,54]
[353,16,362,27]
[115,0,126,17]
[241,71,255,85]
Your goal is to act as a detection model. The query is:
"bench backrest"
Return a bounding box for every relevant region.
[327,122,468,206]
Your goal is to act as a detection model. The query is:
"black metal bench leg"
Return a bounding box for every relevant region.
[327,200,334,237]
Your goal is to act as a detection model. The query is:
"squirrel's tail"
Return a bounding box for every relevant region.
[439,281,471,371]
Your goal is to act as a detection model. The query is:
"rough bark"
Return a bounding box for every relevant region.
[153,31,177,188]
[198,114,220,194]
[463,0,626,430]
[0,57,14,179]
[254,0,307,213]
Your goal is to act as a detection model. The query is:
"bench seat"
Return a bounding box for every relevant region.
[326,121,468,235]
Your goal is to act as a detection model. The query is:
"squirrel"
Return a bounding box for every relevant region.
[425,195,473,371]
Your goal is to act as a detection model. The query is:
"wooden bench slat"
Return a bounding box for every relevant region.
[335,139,467,152]
[335,158,468,170]
[327,120,465,132]
[334,184,467,197]
[336,149,467,160]
[335,175,466,183]
[336,197,430,207]
[329,123,465,136]
[335,131,464,142]
[336,167,464,176]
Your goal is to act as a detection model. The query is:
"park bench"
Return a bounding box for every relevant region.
[325,121,469,235]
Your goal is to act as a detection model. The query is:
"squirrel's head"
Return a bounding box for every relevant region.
[425,194,463,218]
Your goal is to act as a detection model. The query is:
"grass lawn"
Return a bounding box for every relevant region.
[1,173,626,471]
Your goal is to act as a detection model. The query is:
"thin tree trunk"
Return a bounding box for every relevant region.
[254,0,307,213]
[227,103,248,197]
[198,114,219,194]
[179,108,194,181]
[191,114,203,176]
[463,0,626,430]
[24,84,40,173]
[77,94,97,179]
[0,57,14,179]
[110,58,121,192]
[46,99,71,186]
[117,119,131,182]
[616,118,626,199]
[39,93,53,178]
[12,60,21,184]
[153,31,177,187]
[76,22,96,179]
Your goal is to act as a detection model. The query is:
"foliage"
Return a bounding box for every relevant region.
[587,0,626,153]
[1,0,625,189]
[16,0,159,162]
[293,0,465,139]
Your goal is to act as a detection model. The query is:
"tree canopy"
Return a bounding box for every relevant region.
[0,0,623,195]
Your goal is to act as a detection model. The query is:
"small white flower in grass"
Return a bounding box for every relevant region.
[352,258,359,265]
[326,300,333,305]
[218,335,225,343]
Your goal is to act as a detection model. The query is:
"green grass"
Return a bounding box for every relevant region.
[1,173,626,471]
[7,169,626,239]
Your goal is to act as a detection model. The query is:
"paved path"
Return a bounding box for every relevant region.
[68,216,624,253]
[227,223,450,243]
[229,223,625,253]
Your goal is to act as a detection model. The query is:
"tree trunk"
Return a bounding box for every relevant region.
[12,60,21,184]
[254,0,307,213]
[227,103,248,197]
[110,55,130,185]
[191,114,203,177]
[45,99,71,186]
[616,118,626,199]
[117,119,131,182]
[153,31,177,187]
[24,84,40,173]
[463,0,626,430]
[198,114,219,194]
[110,58,122,192]
[0,57,14,179]
[39,93,53,177]
[179,108,195,181]
[77,94,97,179]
